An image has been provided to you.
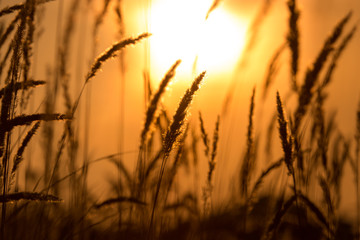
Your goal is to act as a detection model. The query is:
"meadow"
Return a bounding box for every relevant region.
[0,0,359,239]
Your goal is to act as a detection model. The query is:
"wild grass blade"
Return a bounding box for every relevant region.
[141,60,181,144]
[287,0,300,91]
[294,12,352,131]
[276,91,293,175]
[149,71,206,236]
[248,158,283,209]
[86,33,151,83]
[322,25,357,88]
[9,121,40,189]
[0,80,45,99]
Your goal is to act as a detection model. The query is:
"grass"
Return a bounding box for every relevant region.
[0,0,358,239]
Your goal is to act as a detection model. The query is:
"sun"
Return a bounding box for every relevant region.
[147,0,248,83]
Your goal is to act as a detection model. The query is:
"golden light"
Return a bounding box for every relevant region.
[147,0,248,83]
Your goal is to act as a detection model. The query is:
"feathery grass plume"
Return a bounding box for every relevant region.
[165,125,189,203]
[94,197,146,209]
[9,121,40,188]
[322,25,357,88]
[138,69,181,197]
[0,80,45,98]
[205,0,222,20]
[247,158,283,209]
[276,91,293,175]
[86,33,151,83]
[0,192,62,202]
[294,12,352,131]
[287,0,300,92]
[2,113,71,131]
[199,111,210,157]
[150,71,206,234]
[141,60,181,144]
[69,33,150,120]
[240,88,256,198]
[21,0,36,86]
[0,4,23,17]
[262,43,286,100]
[163,71,206,157]
[263,195,297,240]
[0,12,21,49]
[0,0,54,18]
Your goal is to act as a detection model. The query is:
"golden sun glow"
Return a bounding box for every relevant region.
[147,0,247,81]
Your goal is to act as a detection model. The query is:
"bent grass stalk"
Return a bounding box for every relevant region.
[149,71,206,236]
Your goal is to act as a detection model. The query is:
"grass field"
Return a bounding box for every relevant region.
[0,0,359,239]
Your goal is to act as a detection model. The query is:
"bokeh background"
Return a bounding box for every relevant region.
[2,0,360,222]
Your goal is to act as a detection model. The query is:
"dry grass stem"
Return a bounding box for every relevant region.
[150,71,206,234]
[2,113,70,131]
[0,192,62,202]
[0,0,54,18]
[0,80,45,99]
[141,60,181,144]
[295,12,352,130]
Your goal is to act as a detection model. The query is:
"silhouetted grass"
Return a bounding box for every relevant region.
[0,0,358,239]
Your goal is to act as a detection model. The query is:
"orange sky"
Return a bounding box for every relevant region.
[1,0,360,218]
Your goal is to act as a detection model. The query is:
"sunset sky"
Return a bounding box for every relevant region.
[2,0,360,219]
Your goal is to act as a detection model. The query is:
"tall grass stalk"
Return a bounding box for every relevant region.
[149,71,206,237]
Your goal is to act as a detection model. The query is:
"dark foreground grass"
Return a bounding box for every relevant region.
[0,0,358,239]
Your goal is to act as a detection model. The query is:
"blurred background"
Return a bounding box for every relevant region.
[1,0,360,223]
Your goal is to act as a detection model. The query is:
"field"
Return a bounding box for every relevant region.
[0,0,359,239]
